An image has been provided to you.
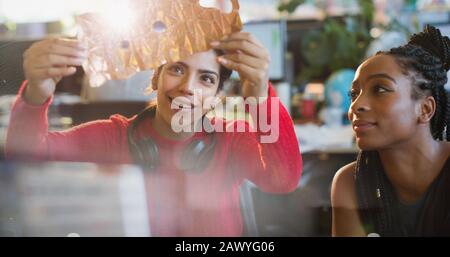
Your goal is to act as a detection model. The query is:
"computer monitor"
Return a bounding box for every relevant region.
[0,40,36,95]
[0,39,84,96]
[231,19,287,82]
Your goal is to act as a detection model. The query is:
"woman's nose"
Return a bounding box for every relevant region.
[350,93,370,114]
[178,75,195,95]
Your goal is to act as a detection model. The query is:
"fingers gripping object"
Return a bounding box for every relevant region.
[76,0,243,87]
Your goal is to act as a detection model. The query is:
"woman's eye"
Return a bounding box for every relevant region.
[169,65,184,75]
[374,85,389,94]
[201,75,216,85]
[348,90,359,101]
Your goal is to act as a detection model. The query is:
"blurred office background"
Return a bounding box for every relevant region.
[1,0,450,236]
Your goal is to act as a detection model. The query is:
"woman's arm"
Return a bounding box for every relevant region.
[212,32,301,193]
[5,81,130,163]
[5,38,131,163]
[331,162,366,236]
[228,84,302,193]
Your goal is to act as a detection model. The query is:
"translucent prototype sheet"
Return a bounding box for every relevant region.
[0,162,149,237]
[76,0,242,87]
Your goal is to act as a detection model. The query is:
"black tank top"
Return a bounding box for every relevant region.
[355,151,450,236]
[394,189,428,236]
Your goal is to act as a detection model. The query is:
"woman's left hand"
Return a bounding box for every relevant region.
[211,32,270,100]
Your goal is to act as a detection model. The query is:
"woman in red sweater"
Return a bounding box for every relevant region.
[5,32,302,236]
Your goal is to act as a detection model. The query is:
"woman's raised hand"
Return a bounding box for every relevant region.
[211,32,270,100]
[23,38,87,105]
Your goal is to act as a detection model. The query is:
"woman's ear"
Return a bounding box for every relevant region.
[418,96,436,124]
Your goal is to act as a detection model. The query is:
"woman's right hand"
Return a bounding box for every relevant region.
[23,38,87,105]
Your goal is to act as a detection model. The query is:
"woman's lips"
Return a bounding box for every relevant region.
[352,120,377,132]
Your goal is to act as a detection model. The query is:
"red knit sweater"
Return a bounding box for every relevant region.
[5,81,302,236]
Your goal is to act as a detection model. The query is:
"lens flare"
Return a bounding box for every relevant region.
[100,0,135,36]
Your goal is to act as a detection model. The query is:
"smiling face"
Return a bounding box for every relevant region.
[153,50,221,130]
[348,54,425,150]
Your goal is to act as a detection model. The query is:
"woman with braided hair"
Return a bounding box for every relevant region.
[331,25,450,236]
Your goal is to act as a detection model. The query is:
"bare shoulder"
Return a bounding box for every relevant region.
[332,162,357,193]
[331,161,366,236]
[334,162,357,183]
[331,161,358,209]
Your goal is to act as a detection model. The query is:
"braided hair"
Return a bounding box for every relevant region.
[378,25,450,141]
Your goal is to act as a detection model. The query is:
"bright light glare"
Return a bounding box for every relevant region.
[100,0,135,35]
[0,0,70,23]
[0,0,129,23]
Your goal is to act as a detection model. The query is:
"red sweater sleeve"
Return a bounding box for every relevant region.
[4,81,130,163]
[230,83,302,194]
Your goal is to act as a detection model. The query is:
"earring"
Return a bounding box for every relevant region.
[208,95,225,118]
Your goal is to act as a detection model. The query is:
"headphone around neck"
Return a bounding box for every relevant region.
[127,106,217,172]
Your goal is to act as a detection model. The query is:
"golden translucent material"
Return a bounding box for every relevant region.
[76,0,242,87]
